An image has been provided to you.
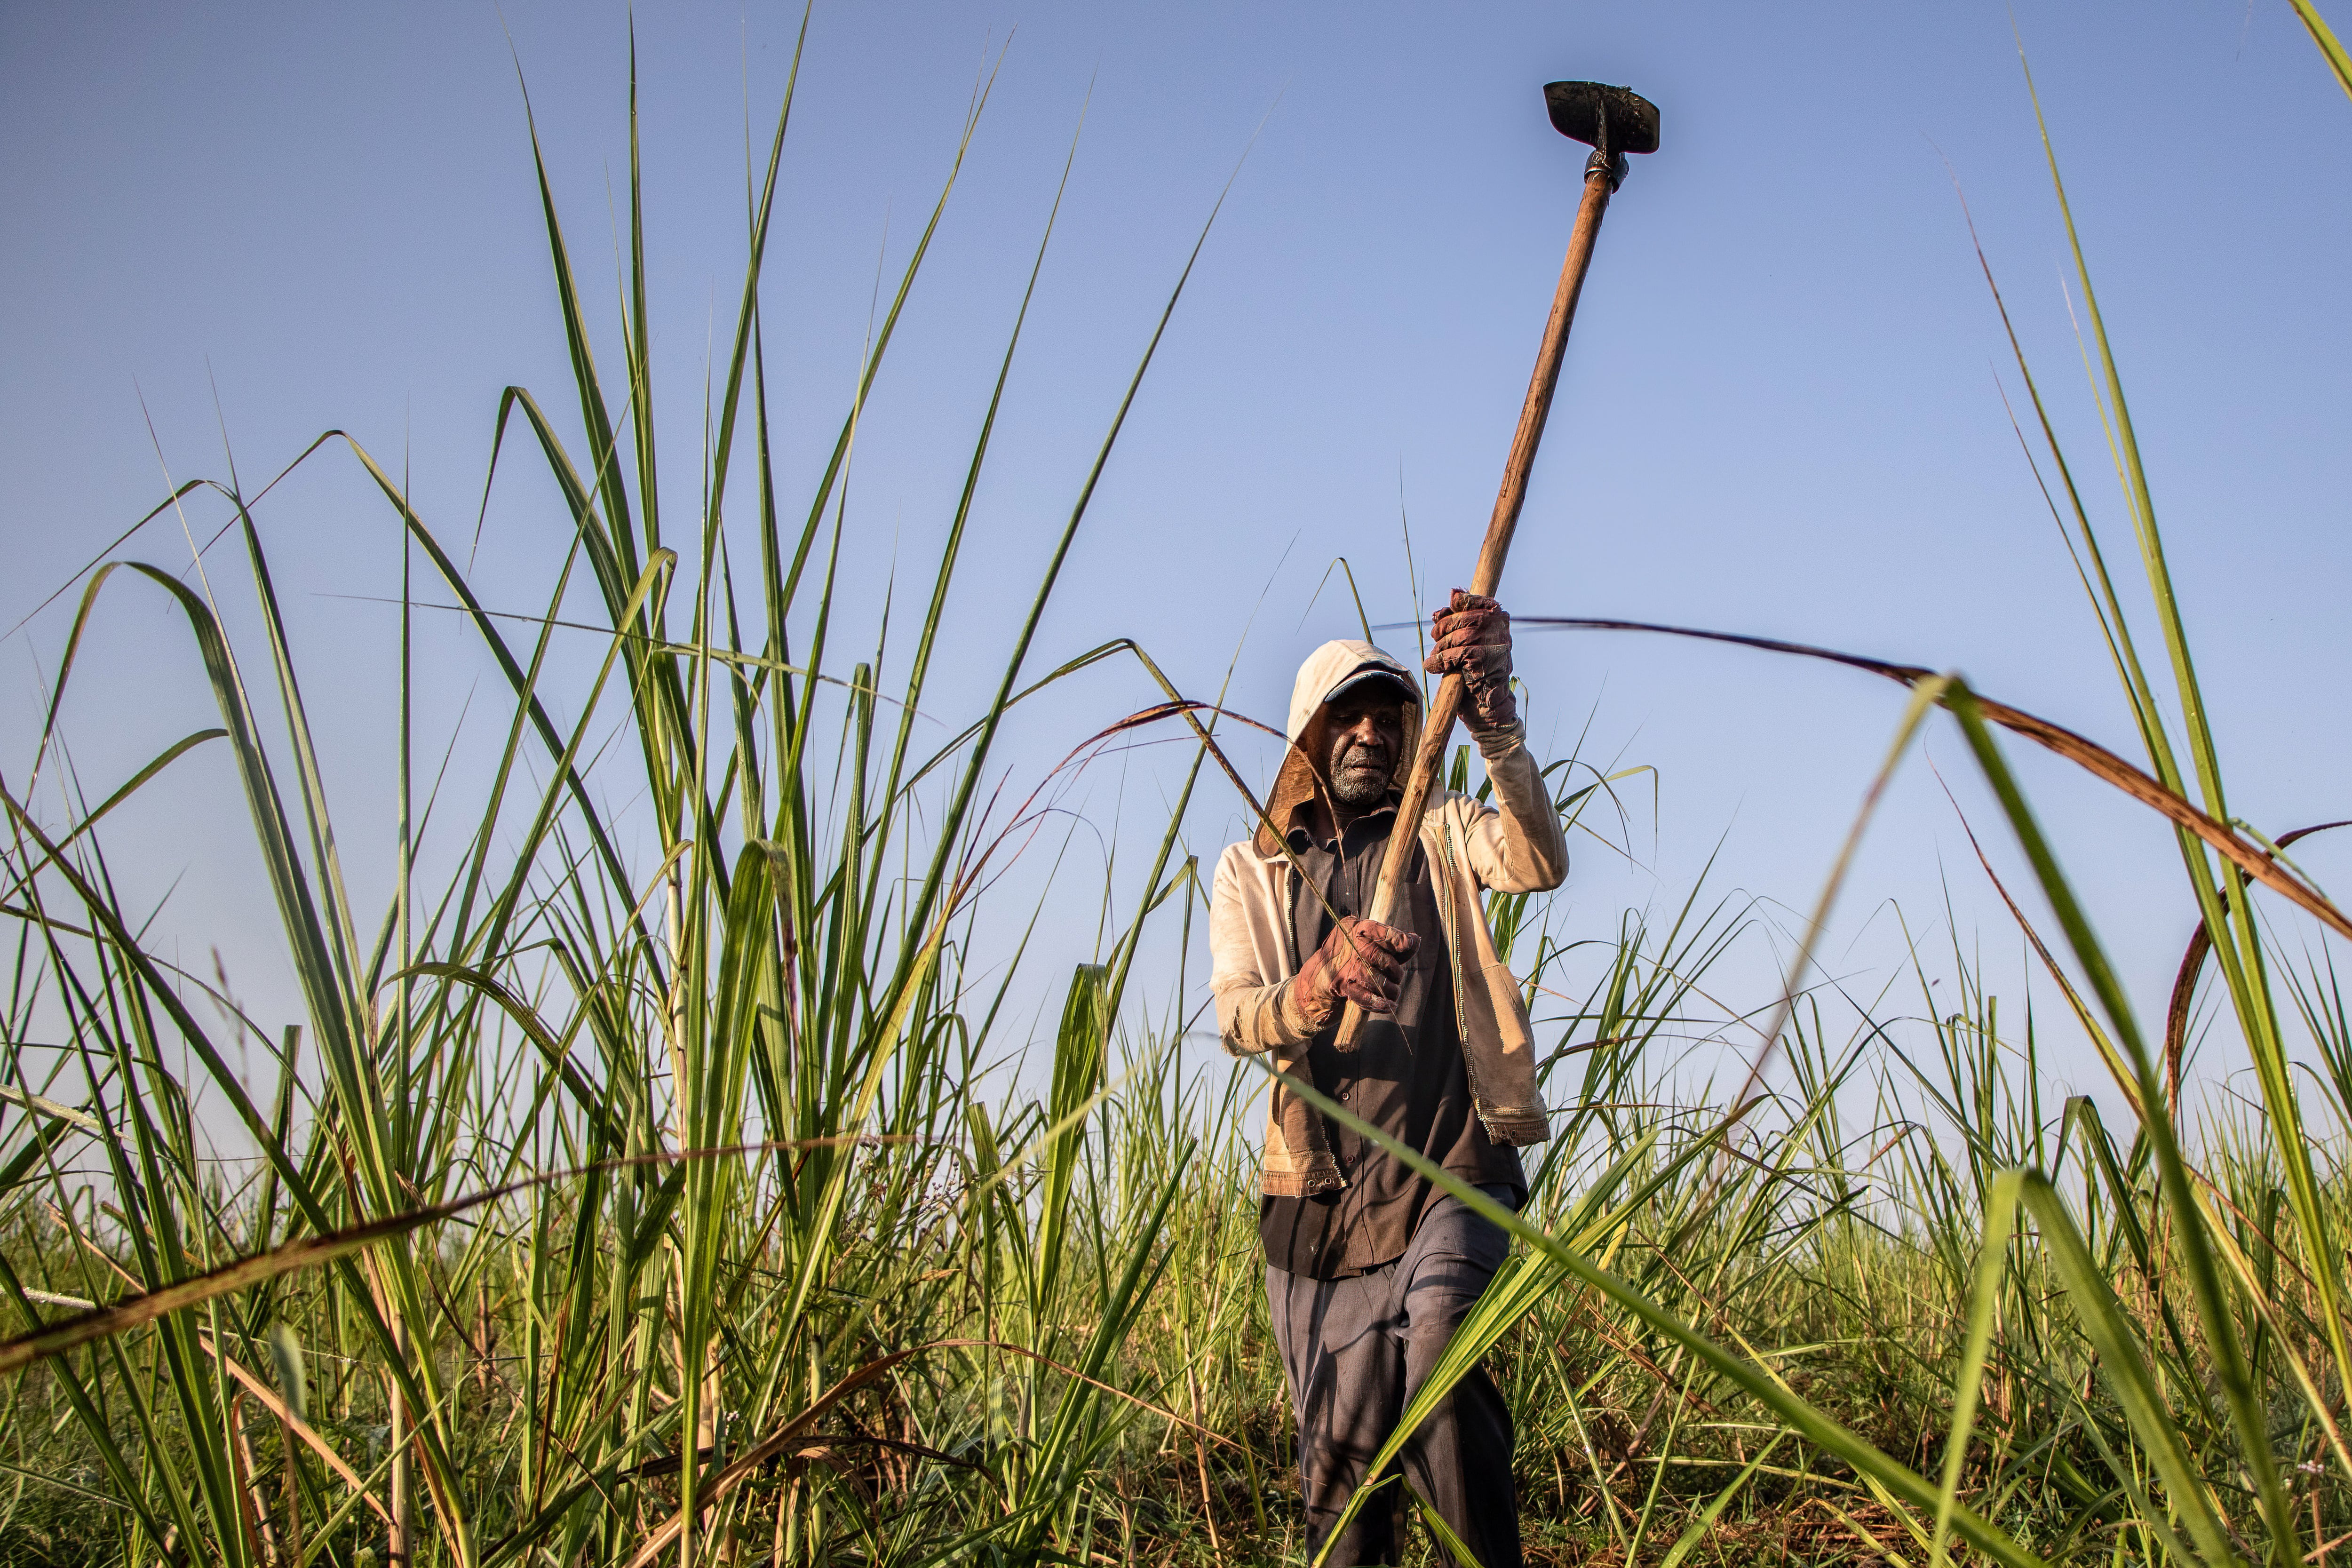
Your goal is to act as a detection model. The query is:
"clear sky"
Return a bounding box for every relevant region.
[4,2,2349,1122]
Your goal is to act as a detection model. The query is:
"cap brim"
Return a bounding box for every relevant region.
[1322,668,1420,708]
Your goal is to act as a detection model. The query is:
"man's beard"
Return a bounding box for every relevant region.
[1327,740,1390,809]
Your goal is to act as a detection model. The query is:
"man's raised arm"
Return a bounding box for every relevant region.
[1424,590,1568,895]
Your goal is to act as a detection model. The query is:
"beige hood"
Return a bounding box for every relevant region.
[1253,639,1425,859]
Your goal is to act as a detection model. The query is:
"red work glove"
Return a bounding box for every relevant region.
[1291,916,1419,1026]
[1424,589,1517,732]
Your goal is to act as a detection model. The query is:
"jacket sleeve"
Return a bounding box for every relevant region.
[1457,720,1569,894]
[1209,843,1314,1057]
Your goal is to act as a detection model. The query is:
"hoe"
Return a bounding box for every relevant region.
[1335,80,1660,1049]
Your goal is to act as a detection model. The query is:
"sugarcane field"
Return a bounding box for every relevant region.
[5,5,2352,1566]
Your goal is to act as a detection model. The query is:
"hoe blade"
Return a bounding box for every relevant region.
[1543,81,1661,155]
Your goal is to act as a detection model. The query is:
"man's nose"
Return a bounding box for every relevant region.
[1343,715,1387,746]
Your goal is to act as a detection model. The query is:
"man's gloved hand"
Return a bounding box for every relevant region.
[1424,589,1517,732]
[1291,916,1420,1026]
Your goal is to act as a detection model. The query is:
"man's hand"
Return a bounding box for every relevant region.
[1291,916,1419,1026]
[1424,589,1517,732]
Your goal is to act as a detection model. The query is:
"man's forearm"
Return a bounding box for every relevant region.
[1464,716,1569,892]
[1216,978,1324,1056]
[1471,719,1548,821]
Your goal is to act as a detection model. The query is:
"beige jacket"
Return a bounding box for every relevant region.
[1209,639,1569,1197]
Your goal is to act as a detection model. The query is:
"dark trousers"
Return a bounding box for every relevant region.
[1266,1186,1521,1568]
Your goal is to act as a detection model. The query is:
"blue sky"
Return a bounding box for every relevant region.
[4,2,2349,1118]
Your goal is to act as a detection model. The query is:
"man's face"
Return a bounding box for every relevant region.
[1319,688,1405,809]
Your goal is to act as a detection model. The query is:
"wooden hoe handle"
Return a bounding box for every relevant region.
[1331,159,1620,1051]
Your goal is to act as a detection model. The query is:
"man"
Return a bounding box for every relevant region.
[1209,590,1566,1568]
